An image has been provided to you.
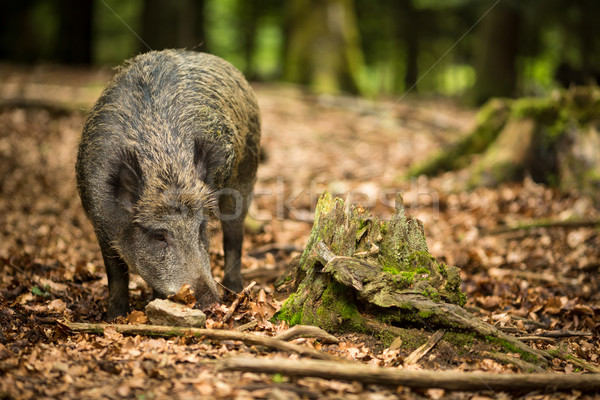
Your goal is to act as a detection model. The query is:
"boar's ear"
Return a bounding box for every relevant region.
[109,150,143,213]
[194,139,223,184]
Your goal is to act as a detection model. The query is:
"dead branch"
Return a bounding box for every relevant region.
[517,336,557,343]
[551,349,600,373]
[235,320,258,332]
[404,330,444,365]
[0,98,84,115]
[274,325,339,344]
[220,357,600,392]
[63,321,335,360]
[537,330,593,338]
[487,219,600,235]
[242,265,287,281]
[482,352,545,372]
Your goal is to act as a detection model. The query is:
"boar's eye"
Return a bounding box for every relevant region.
[153,232,167,243]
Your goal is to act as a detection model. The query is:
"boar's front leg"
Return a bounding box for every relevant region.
[221,217,244,293]
[220,189,249,293]
[98,235,130,320]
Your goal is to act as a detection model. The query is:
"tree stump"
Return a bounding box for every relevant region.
[274,193,550,362]
[408,86,600,197]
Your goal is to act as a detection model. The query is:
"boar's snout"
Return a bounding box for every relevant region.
[192,278,220,308]
[156,278,220,309]
[194,282,220,308]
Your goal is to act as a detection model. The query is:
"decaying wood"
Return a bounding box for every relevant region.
[274,325,339,343]
[404,330,444,365]
[275,193,551,364]
[220,357,600,392]
[63,322,336,360]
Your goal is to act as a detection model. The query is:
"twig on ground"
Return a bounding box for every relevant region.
[482,351,545,372]
[536,330,593,338]
[404,330,444,365]
[550,348,600,373]
[62,321,336,360]
[235,320,258,332]
[274,325,339,344]
[487,219,600,235]
[517,336,557,343]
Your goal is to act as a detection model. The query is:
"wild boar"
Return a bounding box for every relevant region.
[76,50,260,319]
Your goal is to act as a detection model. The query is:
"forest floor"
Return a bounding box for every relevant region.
[1,65,599,399]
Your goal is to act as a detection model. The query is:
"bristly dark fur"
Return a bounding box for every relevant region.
[76,50,261,318]
[108,149,143,211]
[194,138,225,185]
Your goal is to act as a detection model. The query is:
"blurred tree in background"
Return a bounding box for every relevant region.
[0,0,599,102]
[141,0,205,52]
[283,0,364,94]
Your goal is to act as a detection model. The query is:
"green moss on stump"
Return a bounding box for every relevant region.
[408,86,600,198]
[272,194,550,365]
[273,192,466,333]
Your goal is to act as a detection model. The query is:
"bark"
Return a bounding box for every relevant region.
[221,357,600,392]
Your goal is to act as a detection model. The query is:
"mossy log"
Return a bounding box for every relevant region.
[274,193,550,362]
[408,86,600,195]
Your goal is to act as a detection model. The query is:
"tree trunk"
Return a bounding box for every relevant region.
[393,0,419,92]
[284,0,364,94]
[238,1,259,80]
[56,0,93,64]
[141,0,206,52]
[472,2,520,104]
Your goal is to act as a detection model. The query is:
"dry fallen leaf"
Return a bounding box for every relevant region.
[168,284,197,308]
[127,310,148,324]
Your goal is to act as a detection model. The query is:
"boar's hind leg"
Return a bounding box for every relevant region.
[98,236,130,320]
